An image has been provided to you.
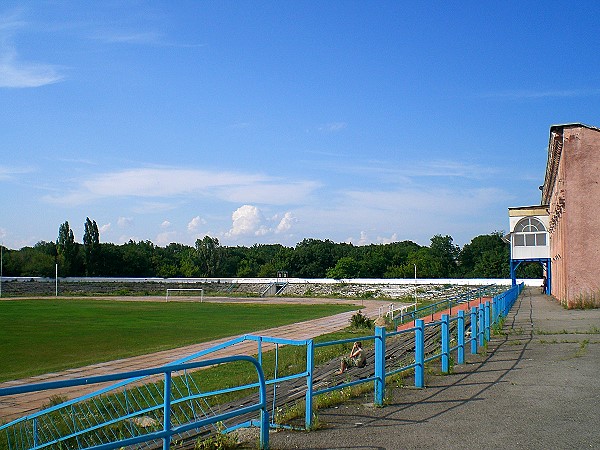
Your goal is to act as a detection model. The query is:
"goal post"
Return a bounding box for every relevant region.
[165,288,204,302]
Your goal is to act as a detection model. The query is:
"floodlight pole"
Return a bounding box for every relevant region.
[0,243,3,298]
[413,264,417,318]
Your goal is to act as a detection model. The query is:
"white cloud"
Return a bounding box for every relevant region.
[290,185,512,247]
[221,181,319,205]
[0,50,65,88]
[99,223,111,234]
[225,206,297,240]
[92,31,163,45]
[82,168,263,197]
[377,233,398,244]
[275,212,297,234]
[0,12,65,88]
[227,205,268,237]
[0,227,7,240]
[156,231,177,246]
[0,165,35,180]
[161,220,171,229]
[187,216,206,232]
[319,122,347,132]
[132,201,178,214]
[319,159,497,182]
[42,167,319,207]
[479,88,600,100]
[357,231,369,245]
[117,234,138,244]
[117,217,133,228]
[341,186,509,216]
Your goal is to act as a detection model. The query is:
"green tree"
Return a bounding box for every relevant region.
[236,258,256,277]
[459,232,509,278]
[290,239,346,278]
[326,256,361,279]
[179,248,201,277]
[429,234,459,277]
[386,247,441,278]
[95,243,123,276]
[56,221,78,276]
[83,217,100,276]
[120,240,156,276]
[154,243,190,277]
[3,244,56,277]
[195,236,222,277]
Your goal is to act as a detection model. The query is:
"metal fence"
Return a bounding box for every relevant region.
[0,357,270,450]
[304,282,524,427]
[0,283,524,449]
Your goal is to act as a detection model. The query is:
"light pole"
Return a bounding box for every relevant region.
[0,243,3,298]
[413,264,417,319]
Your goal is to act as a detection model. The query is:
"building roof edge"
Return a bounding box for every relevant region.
[549,123,600,133]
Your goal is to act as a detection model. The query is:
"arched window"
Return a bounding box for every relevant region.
[513,217,547,247]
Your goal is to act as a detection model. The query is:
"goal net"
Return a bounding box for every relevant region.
[165,288,204,302]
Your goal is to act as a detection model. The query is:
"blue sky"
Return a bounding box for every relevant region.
[2,1,600,250]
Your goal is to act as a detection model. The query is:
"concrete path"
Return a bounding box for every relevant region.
[0,297,391,423]
[268,288,600,449]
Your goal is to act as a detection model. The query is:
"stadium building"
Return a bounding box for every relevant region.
[508,123,600,308]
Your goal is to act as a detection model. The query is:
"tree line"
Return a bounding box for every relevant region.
[1,219,542,279]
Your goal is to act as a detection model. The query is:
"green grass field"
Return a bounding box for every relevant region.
[0,299,357,382]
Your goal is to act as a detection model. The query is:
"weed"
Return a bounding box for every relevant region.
[360,290,377,299]
[575,340,589,358]
[569,292,600,309]
[273,402,304,425]
[194,423,238,450]
[44,394,69,408]
[491,317,506,335]
[349,310,373,329]
[308,413,323,431]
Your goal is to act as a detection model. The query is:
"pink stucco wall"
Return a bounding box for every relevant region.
[547,125,600,307]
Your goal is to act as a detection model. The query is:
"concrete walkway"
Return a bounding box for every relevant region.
[268,288,600,449]
[0,297,391,423]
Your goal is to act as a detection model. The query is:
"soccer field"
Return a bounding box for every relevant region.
[0,298,356,382]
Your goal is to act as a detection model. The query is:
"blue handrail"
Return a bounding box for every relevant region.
[304,283,524,428]
[0,356,270,450]
[1,282,525,446]
[394,284,504,326]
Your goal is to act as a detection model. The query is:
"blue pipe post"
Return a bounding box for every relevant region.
[441,314,450,374]
[257,337,263,366]
[305,340,314,430]
[484,301,491,341]
[163,371,172,450]
[415,319,425,388]
[478,304,485,348]
[260,408,269,450]
[510,259,516,286]
[546,259,552,295]
[374,326,386,406]
[33,418,38,448]
[457,310,465,364]
[470,306,478,354]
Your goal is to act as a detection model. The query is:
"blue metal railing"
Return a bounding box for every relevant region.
[304,282,524,427]
[393,284,505,326]
[0,356,270,450]
[1,282,525,447]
